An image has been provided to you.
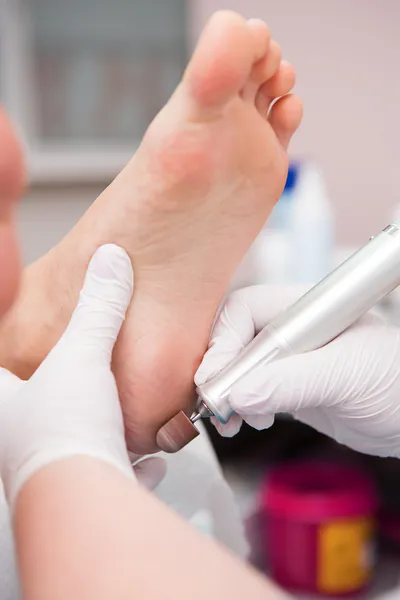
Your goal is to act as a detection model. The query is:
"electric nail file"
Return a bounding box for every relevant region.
[156,221,400,452]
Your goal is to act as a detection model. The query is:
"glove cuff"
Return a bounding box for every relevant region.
[3,438,134,510]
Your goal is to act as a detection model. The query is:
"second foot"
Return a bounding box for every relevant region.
[0,108,25,316]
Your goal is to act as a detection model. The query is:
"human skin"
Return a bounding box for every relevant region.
[0,11,302,455]
[15,458,290,600]
[0,107,25,317]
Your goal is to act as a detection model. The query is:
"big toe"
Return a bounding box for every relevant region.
[183,11,269,113]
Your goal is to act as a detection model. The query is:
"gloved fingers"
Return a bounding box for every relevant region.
[195,284,308,386]
[211,413,243,437]
[65,244,133,358]
[195,344,245,386]
[133,457,167,490]
[195,293,257,385]
[228,348,336,418]
[227,284,311,333]
[211,412,274,436]
[243,412,275,431]
[0,368,24,402]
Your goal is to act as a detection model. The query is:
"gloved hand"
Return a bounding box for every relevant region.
[195,284,400,459]
[0,244,165,507]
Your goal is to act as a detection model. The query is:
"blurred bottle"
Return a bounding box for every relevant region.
[289,161,334,284]
[263,163,298,284]
[268,163,298,230]
[230,165,297,290]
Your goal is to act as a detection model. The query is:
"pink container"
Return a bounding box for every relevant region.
[261,462,377,597]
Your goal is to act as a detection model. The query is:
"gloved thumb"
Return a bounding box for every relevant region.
[228,347,336,429]
[64,244,133,359]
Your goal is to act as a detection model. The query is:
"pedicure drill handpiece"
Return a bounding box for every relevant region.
[156,221,400,453]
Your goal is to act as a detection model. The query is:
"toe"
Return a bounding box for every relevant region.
[246,18,271,62]
[183,11,253,112]
[183,12,275,115]
[241,40,282,102]
[254,40,282,84]
[268,94,303,149]
[255,60,296,115]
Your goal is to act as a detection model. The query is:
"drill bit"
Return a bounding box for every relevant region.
[156,411,200,453]
[156,402,213,453]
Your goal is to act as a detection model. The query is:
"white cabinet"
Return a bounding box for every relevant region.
[0,0,187,182]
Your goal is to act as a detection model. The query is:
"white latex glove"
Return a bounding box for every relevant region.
[195,284,400,459]
[0,244,165,507]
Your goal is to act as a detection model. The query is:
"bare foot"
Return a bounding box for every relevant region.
[0,108,25,316]
[110,11,302,453]
[56,11,302,454]
[8,11,301,454]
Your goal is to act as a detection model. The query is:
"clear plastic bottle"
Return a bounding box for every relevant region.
[230,163,299,289]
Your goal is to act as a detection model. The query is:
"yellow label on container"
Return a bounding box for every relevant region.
[317,517,374,595]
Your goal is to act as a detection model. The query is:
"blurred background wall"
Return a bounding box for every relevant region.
[1,0,399,264]
[1,0,188,264]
